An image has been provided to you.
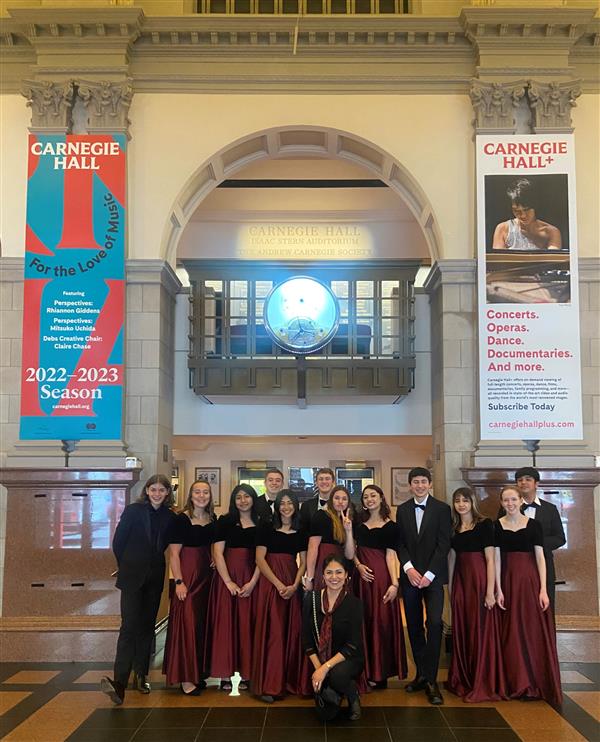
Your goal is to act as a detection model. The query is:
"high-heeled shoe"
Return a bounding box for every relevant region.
[181,683,203,696]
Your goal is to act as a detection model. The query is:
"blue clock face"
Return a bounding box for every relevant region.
[264,277,340,354]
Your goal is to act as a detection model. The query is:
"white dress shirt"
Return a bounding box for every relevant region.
[402,494,436,584]
[523,495,541,519]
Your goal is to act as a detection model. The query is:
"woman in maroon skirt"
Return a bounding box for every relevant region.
[495,485,562,707]
[353,484,407,688]
[163,479,216,695]
[447,487,505,702]
[206,483,260,692]
[304,486,355,593]
[251,489,308,703]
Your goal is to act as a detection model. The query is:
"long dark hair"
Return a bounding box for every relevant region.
[273,489,300,530]
[138,473,175,508]
[358,484,391,523]
[228,483,259,526]
[181,479,216,521]
[451,486,485,531]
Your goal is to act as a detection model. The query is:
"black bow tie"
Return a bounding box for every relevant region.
[522,501,539,511]
[319,499,328,507]
[414,503,426,511]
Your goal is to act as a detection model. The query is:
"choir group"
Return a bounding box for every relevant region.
[101,465,565,721]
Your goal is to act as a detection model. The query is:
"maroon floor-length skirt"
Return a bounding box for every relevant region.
[205,547,257,681]
[354,546,408,683]
[314,543,343,591]
[251,553,311,697]
[447,551,506,702]
[500,551,562,707]
[163,544,213,686]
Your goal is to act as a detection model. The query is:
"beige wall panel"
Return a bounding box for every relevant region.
[0,95,29,257]
[127,93,473,263]
[573,95,600,259]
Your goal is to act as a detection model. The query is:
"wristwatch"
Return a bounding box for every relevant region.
[175,579,183,585]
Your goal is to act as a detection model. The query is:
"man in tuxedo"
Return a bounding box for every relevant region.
[512,466,565,611]
[299,467,335,532]
[396,467,452,706]
[255,468,285,523]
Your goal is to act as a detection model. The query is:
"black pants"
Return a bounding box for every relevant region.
[327,658,364,699]
[401,575,444,684]
[114,577,163,686]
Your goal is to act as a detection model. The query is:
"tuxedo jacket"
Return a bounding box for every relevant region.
[396,496,452,586]
[498,497,565,586]
[112,502,176,592]
[255,495,276,524]
[299,496,321,533]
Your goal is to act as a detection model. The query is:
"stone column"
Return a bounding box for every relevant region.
[124,260,181,494]
[424,260,478,500]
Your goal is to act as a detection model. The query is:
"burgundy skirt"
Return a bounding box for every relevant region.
[205,547,257,680]
[314,543,343,591]
[499,551,562,707]
[163,544,213,685]
[250,553,311,697]
[447,551,506,702]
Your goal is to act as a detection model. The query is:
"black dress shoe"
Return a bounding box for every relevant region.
[181,683,203,696]
[259,694,275,704]
[348,696,362,721]
[405,676,428,693]
[134,674,151,694]
[100,677,125,705]
[426,681,443,705]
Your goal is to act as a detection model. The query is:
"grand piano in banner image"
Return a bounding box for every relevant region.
[485,251,571,305]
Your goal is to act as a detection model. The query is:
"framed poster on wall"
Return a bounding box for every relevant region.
[391,468,413,506]
[195,467,221,507]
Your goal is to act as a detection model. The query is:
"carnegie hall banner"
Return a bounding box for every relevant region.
[476,134,583,440]
[19,134,126,441]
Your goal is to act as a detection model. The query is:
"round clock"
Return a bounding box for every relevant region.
[263,276,340,354]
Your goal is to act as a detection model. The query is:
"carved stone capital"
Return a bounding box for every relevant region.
[527,80,582,132]
[75,79,133,136]
[469,79,527,133]
[21,79,74,132]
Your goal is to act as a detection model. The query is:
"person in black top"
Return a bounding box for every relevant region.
[498,467,565,611]
[251,490,308,703]
[302,554,364,722]
[447,487,505,702]
[206,483,260,692]
[101,474,176,705]
[163,479,216,695]
[494,485,561,707]
[299,467,336,533]
[353,485,407,687]
[396,467,451,706]
[255,468,285,524]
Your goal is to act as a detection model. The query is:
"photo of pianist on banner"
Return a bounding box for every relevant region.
[485,174,571,305]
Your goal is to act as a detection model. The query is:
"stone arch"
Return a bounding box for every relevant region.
[161,125,442,264]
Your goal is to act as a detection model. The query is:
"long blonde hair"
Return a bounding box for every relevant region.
[182,479,215,520]
[325,485,350,544]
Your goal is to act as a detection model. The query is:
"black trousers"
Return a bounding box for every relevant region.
[327,658,364,699]
[400,575,444,684]
[114,576,163,686]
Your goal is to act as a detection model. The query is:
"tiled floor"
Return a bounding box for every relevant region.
[0,632,598,742]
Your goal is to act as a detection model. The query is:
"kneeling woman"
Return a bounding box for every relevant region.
[251,490,308,703]
[206,484,260,692]
[302,555,364,721]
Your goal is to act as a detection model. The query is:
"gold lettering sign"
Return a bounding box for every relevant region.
[236,224,374,259]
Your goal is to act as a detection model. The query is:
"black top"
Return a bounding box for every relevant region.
[256,524,308,555]
[355,520,397,550]
[494,518,543,553]
[310,509,339,545]
[215,514,257,548]
[302,591,364,662]
[451,518,494,553]
[167,512,216,547]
